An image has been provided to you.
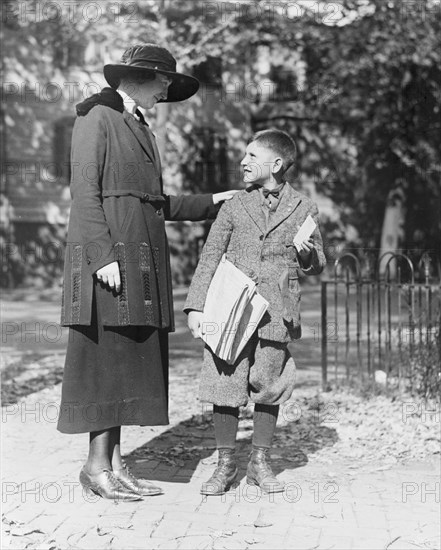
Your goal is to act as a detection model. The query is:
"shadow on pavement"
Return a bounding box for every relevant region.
[125,406,338,484]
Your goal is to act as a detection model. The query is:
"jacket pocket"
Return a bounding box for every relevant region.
[287,265,299,291]
[279,266,301,325]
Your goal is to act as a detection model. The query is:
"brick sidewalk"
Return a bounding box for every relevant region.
[2,377,440,550]
[2,292,440,549]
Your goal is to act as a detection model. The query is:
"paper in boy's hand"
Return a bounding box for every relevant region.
[293,215,316,250]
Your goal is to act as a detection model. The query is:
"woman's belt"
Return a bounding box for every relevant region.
[102,190,166,205]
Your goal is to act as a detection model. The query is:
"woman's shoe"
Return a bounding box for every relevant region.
[113,462,163,496]
[79,467,142,501]
[246,447,285,493]
[200,448,238,496]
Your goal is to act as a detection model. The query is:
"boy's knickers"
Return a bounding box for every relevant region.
[199,335,296,407]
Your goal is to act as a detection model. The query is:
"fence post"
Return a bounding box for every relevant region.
[321,280,328,390]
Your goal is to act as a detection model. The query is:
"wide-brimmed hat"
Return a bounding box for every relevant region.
[104,43,199,102]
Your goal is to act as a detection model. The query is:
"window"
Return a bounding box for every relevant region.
[194,128,228,192]
[268,65,300,102]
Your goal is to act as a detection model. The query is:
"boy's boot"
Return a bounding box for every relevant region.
[201,448,238,496]
[246,446,285,493]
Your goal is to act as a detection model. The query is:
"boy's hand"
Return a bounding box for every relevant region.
[212,190,240,204]
[188,311,204,339]
[295,237,314,261]
[96,261,121,292]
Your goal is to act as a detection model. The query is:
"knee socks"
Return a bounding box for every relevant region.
[213,404,279,450]
[253,403,280,449]
[213,405,239,450]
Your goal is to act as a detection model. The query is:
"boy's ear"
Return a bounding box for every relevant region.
[272,157,284,174]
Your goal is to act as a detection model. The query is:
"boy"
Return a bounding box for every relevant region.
[185,129,326,495]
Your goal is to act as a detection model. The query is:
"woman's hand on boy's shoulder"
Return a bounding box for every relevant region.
[187,310,204,339]
[212,190,241,205]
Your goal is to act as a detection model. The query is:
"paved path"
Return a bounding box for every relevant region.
[1,288,440,550]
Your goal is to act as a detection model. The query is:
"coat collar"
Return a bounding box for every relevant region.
[238,185,267,233]
[122,111,159,169]
[76,87,123,116]
[238,183,302,235]
[267,183,302,233]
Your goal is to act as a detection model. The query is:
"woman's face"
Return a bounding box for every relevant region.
[128,73,173,109]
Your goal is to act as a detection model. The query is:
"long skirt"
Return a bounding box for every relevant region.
[57,288,169,434]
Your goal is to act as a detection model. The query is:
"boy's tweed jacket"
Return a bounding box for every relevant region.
[61,101,217,328]
[185,184,326,343]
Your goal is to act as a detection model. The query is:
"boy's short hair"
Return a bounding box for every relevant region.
[250,128,297,174]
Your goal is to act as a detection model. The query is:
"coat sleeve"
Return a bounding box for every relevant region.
[69,107,115,274]
[163,194,219,221]
[184,198,234,313]
[297,203,327,275]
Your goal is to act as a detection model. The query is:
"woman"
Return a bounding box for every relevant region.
[57,43,235,500]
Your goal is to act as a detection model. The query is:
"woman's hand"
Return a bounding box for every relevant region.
[96,261,121,292]
[187,310,204,339]
[212,190,240,205]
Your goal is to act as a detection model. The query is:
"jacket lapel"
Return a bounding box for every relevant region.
[123,111,158,168]
[144,125,162,175]
[238,187,267,234]
[266,184,302,234]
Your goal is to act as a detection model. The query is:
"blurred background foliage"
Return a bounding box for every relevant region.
[1,0,440,287]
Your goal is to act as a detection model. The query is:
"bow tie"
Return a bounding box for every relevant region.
[262,187,281,199]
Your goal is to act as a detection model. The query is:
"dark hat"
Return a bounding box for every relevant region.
[103,43,199,102]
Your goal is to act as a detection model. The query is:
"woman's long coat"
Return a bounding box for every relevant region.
[61,103,217,329]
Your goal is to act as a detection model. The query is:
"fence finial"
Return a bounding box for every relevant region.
[333,253,361,281]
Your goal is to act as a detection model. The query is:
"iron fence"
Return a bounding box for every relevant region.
[321,252,441,394]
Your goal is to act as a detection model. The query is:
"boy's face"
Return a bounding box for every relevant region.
[240,141,282,186]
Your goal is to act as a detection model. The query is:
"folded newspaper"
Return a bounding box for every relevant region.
[200,256,269,364]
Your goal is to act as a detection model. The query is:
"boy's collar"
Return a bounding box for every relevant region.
[258,180,286,193]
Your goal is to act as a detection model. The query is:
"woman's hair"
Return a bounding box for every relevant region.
[118,70,156,88]
[250,128,297,174]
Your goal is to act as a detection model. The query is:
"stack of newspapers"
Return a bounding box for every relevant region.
[200,256,269,364]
